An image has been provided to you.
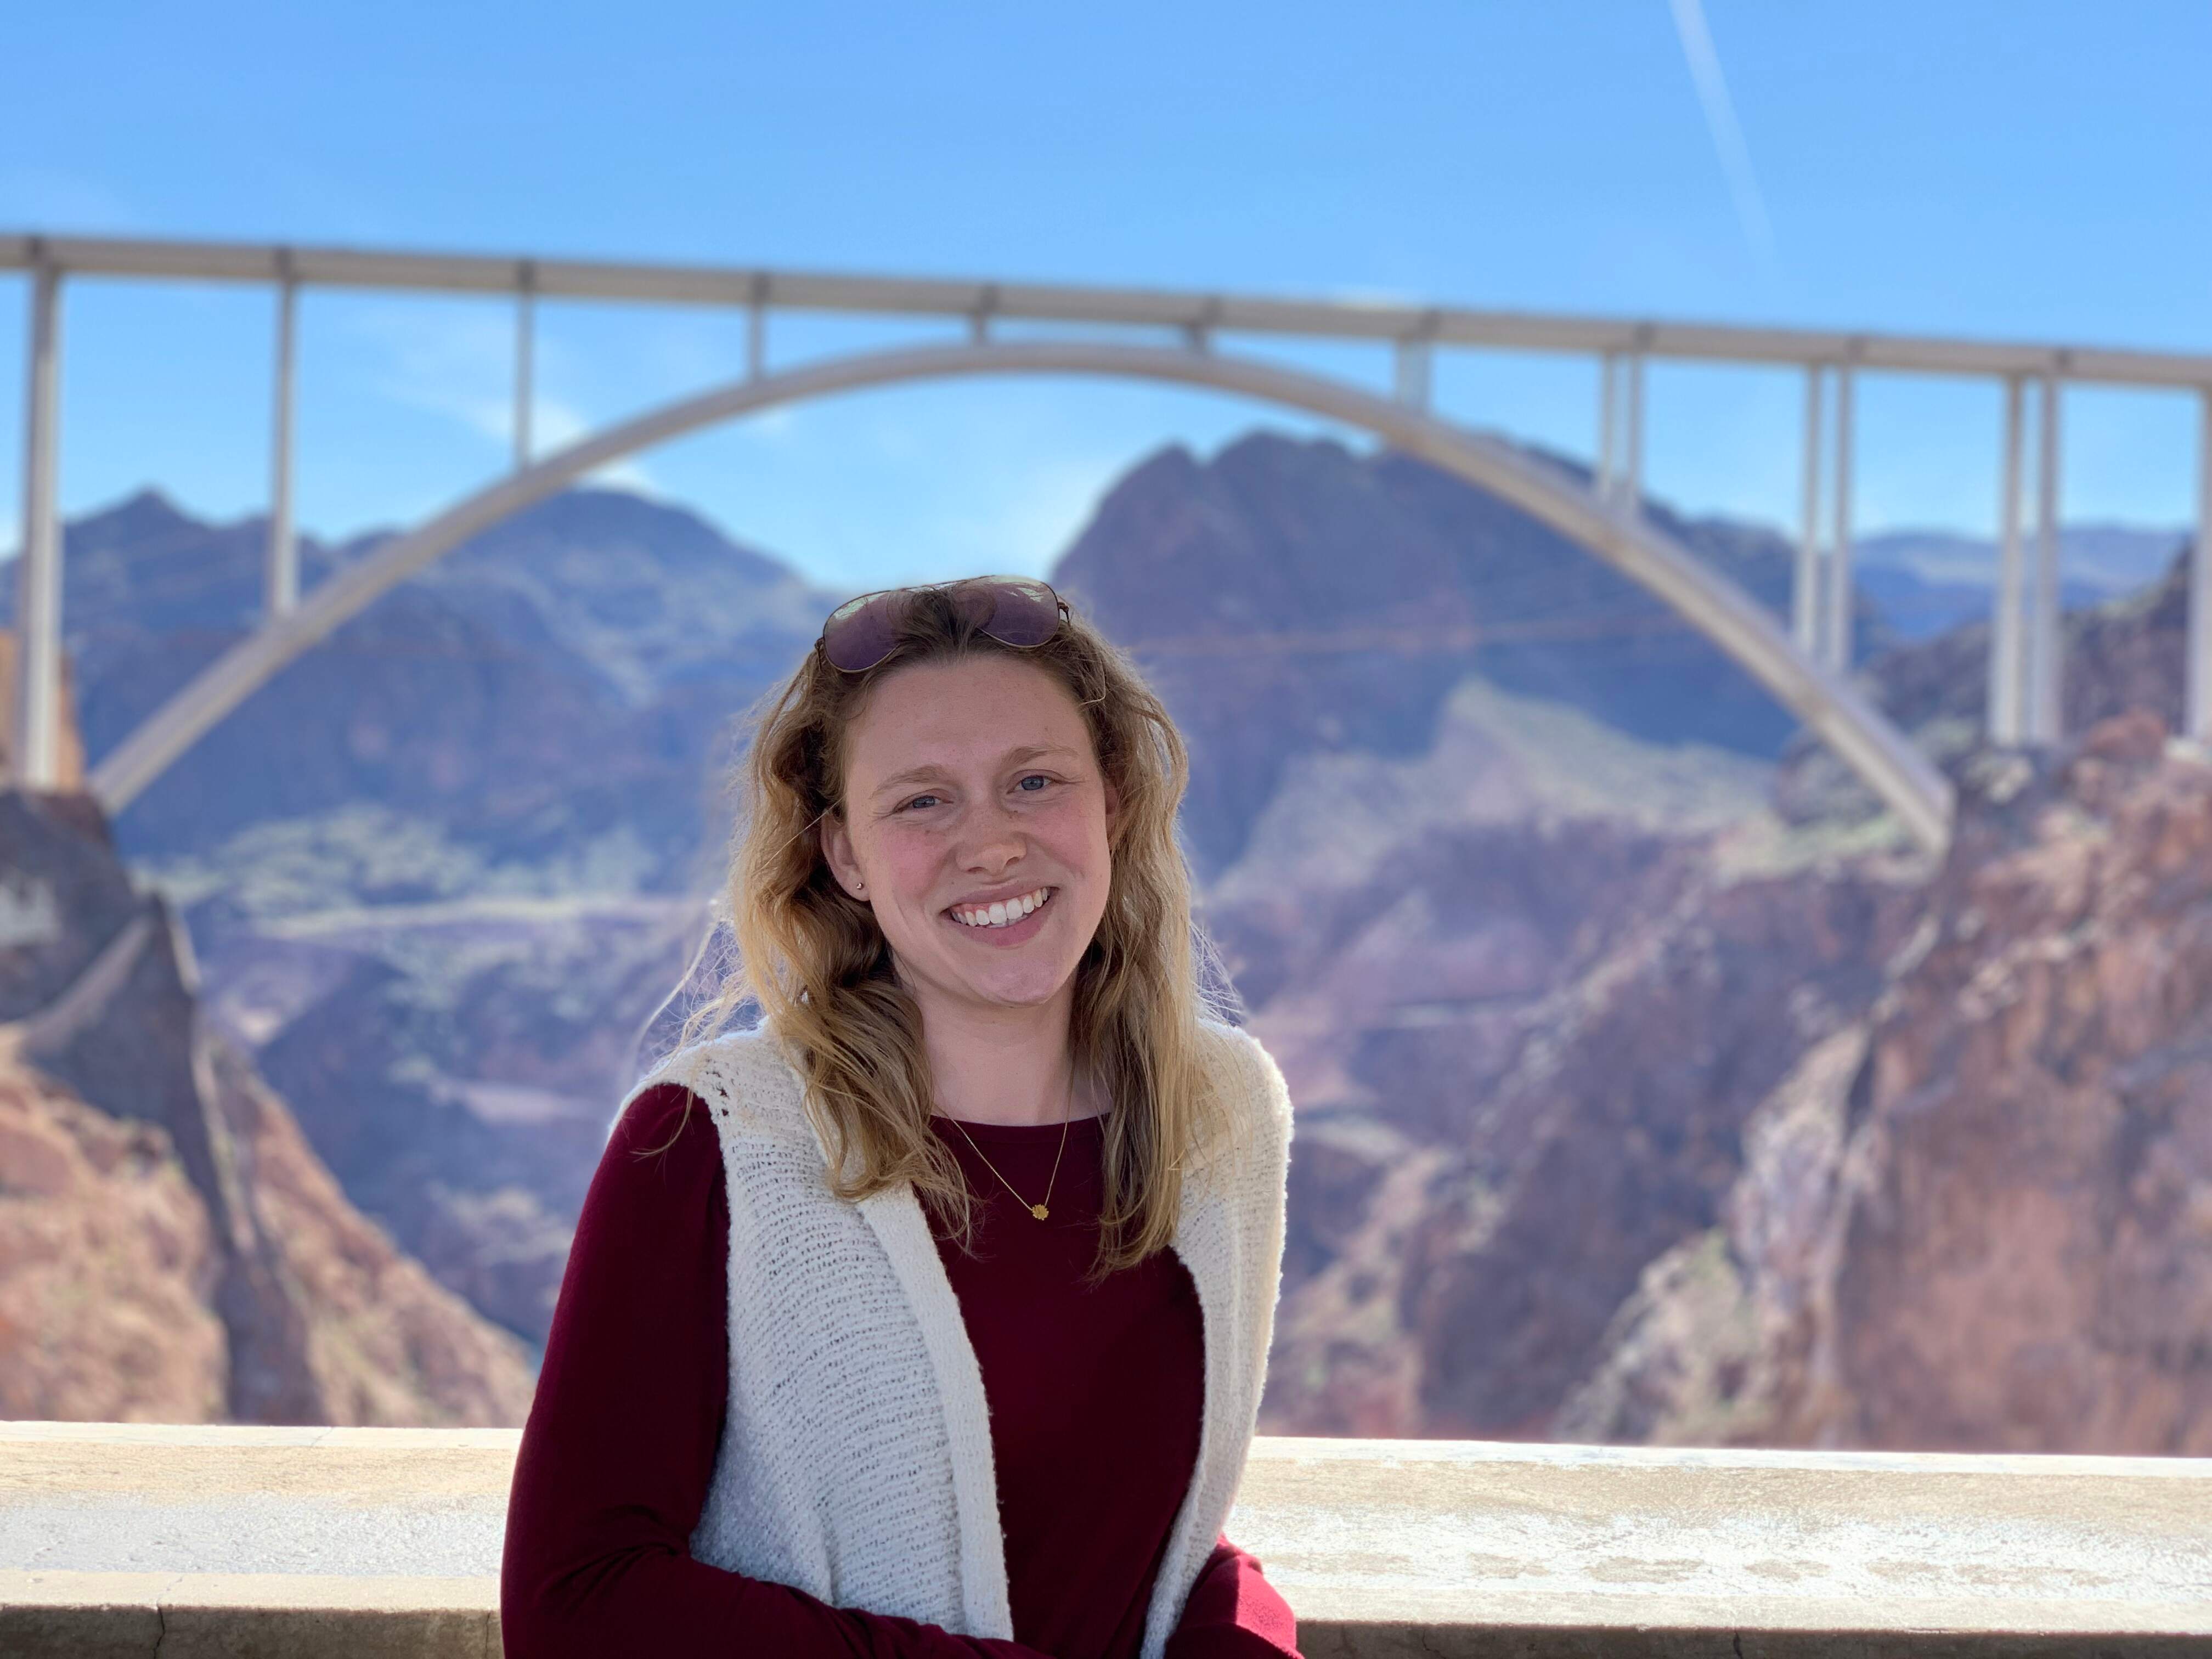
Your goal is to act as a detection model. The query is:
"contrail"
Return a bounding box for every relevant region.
[1667,0,1779,273]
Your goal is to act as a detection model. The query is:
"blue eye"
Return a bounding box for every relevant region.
[901,793,943,811]
[1017,775,1049,792]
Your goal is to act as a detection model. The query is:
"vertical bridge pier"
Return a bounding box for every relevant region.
[1823,361,1857,674]
[264,258,299,620]
[1989,376,2027,744]
[2028,372,2066,743]
[512,260,535,471]
[2194,386,2212,742]
[12,253,62,788]
[1794,365,1824,658]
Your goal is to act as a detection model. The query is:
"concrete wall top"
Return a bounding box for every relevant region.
[3,1422,2209,1656]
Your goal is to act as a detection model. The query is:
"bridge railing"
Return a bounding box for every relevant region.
[3,1420,2207,1656]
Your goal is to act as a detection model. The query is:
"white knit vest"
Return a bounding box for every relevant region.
[617,1018,1291,1659]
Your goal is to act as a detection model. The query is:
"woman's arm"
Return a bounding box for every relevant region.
[500,1083,1046,1659]
[1162,1537,1300,1659]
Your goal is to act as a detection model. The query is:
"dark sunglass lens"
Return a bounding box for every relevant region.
[983,580,1062,647]
[822,593,902,672]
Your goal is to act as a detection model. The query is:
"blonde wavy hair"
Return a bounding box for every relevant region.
[673,580,1232,1271]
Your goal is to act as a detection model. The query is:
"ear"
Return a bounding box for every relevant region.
[820,812,869,901]
[1102,772,1122,828]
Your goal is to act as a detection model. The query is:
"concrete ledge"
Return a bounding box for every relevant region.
[0,1571,495,1659]
[1252,1438,2212,1656]
[3,1422,2208,1656]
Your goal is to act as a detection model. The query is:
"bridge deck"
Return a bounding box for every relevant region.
[8,231,2212,386]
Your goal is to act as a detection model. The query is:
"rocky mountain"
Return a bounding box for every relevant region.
[25,436,2208,1456]
[1227,688,1934,1437]
[1775,539,2199,828]
[1561,712,2212,1454]
[12,489,828,1355]
[1857,523,2185,597]
[415,485,830,706]
[1243,522,2212,1454]
[1854,563,2111,644]
[199,882,705,1346]
[20,486,831,872]
[1053,432,1888,874]
[0,1051,225,1420]
[42,449,1863,1357]
[1843,524,2175,644]
[0,779,533,1424]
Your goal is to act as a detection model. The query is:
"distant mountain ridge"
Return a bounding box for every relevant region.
[1852,524,2180,644]
[9,487,836,874]
[8,487,832,1353]
[413,488,833,705]
[1051,432,1883,872]
[1857,523,2185,595]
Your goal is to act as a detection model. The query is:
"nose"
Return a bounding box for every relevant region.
[958,794,1025,874]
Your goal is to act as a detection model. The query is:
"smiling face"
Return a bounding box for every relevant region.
[820,653,1118,1024]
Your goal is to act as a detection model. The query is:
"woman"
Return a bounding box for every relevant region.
[501,577,1299,1658]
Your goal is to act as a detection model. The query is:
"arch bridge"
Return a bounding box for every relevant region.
[9,235,2212,854]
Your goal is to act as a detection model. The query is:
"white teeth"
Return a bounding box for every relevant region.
[953,888,1051,928]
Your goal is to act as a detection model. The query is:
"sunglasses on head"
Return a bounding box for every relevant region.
[816,577,1069,673]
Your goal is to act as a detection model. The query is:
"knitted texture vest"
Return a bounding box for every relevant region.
[617,1018,1291,1659]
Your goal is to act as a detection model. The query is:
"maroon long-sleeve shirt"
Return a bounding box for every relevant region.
[501,1082,1299,1658]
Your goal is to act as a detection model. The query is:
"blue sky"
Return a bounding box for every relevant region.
[3,0,2207,590]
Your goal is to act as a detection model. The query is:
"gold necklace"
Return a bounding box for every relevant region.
[943,1105,1073,1222]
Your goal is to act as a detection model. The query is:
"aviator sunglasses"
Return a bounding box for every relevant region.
[816,577,1069,673]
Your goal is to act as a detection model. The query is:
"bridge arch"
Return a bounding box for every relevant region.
[88,338,1953,850]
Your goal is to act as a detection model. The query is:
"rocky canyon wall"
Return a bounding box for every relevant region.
[25,452,2209,1455]
[1563,712,2212,1454]
[0,788,534,1424]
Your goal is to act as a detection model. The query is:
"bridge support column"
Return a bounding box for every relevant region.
[513,265,535,471]
[1393,338,1431,410]
[13,258,63,789]
[1989,375,2027,744]
[2025,375,2064,743]
[1596,352,1618,501]
[1794,365,1823,655]
[968,284,998,348]
[1824,365,1856,672]
[747,275,768,382]
[265,268,299,618]
[1622,352,1645,517]
[2193,387,2212,742]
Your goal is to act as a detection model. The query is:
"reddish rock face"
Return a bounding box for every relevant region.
[1564,713,2212,1455]
[1830,716,2212,1452]
[197,1036,540,1426]
[1239,500,2212,1454]
[34,489,819,1356]
[1255,820,1928,1439]
[0,1061,225,1422]
[0,789,535,1425]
